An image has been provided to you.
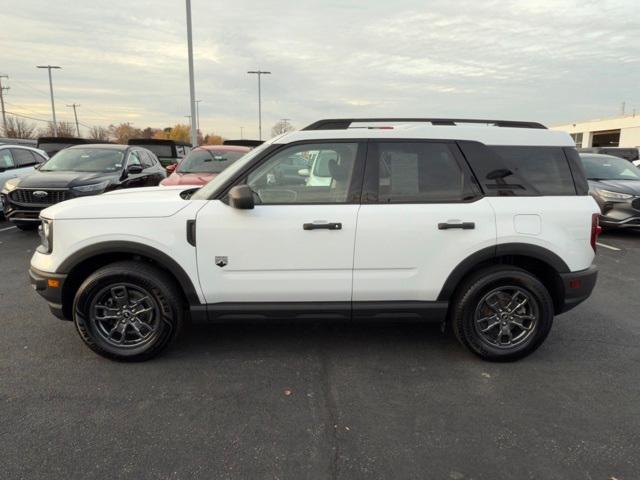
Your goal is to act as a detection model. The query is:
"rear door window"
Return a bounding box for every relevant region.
[370,142,476,203]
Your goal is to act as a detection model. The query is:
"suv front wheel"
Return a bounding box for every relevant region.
[451,266,554,361]
[73,261,183,361]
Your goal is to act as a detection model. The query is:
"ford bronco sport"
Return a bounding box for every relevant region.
[29,118,600,361]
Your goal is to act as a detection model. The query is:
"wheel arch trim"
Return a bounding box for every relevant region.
[56,241,202,305]
[437,242,570,301]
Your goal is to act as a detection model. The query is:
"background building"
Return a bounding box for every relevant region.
[553,115,640,148]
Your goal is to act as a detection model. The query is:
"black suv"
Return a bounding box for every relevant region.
[1,144,166,230]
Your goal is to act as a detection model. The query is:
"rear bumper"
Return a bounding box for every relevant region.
[557,265,598,314]
[29,266,68,320]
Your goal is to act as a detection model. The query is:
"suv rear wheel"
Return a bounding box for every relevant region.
[73,261,183,361]
[451,266,554,361]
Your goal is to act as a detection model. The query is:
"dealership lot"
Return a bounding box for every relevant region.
[1,219,639,479]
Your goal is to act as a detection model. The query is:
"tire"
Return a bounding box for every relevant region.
[73,261,184,361]
[451,265,554,361]
[15,222,39,231]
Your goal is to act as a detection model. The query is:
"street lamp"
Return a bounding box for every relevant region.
[185,0,198,147]
[247,70,271,140]
[195,99,202,135]
[36,65,61,136]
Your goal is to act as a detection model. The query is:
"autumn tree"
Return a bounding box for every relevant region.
[168,124,191,142]
[141,127,160,139]
[39,121,76,137]
[271,120,294,137]
[2,116,37,139]
[203,133,223,145]
[108,123,142,144]
[88,126,110,141]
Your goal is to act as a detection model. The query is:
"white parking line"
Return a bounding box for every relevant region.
[0,226,17,232]
[597,241,621,251]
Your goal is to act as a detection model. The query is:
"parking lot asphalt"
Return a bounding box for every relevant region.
[1,219,639,480]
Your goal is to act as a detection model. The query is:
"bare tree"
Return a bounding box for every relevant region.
[88,125,110,141]
[2,116,37,139]
[38,121,77,137]
[271,119,295,137]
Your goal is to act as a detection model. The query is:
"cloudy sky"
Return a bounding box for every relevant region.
[1,0,638,138]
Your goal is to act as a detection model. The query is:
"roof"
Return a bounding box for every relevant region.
[68,143,129,150]
[196,145,251,152]
[275,122,574,147]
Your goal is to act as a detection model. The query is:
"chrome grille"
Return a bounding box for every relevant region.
[10,188,70,206]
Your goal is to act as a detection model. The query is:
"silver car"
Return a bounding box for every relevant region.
[0,145,48,212]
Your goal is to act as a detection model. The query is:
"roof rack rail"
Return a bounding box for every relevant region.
[302,118,547,130]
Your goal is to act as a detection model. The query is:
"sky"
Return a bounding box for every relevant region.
[1,0,639,139]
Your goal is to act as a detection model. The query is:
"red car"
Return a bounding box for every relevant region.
[160,145,251,186]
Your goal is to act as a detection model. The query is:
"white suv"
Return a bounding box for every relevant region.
[29,118,601,361]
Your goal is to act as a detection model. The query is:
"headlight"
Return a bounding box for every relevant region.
[2,178,20,193]
[38,218,53,254]
[72,180,110,194]
[594,189,633,200]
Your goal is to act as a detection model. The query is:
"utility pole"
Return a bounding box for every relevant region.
[240,126,244,139]
[66,103,81,137]
[195,99,202,135]
[280,118,291,132]
[185,0,198,147]
[0,75,8,134]
[247,70,271,140]
[36,65,61,136]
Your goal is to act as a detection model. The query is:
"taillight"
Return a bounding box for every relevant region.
[591,213,602,252]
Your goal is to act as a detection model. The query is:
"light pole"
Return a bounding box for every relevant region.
[37,65,61,136]
[247,70,271,140]
[195,99,202,135]
[66,103,81,137]
[185,0,198,147]
[240,126,244,139]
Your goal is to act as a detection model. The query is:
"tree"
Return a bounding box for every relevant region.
[2,116,37,139]
[88,125,110,141]
[141,127,160,139]
[271,120,294,137]
[203,133,223,145]
[108,123,142,144]
[153,129,169,140]
[39,121,76,138]
[168,124,191,142]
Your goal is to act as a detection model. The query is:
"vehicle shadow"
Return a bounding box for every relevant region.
[165,319,464,363]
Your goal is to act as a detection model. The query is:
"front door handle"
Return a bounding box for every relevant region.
[303,221,342,231]
[438,222,475,230]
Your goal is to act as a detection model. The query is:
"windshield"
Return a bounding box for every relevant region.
[177,149,247,174]
[192,141,273,200]
[581,154,640,181]
[40,148,125,173]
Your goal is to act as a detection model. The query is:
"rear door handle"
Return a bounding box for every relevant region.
[438,222,475,230]
[303,221,342,230]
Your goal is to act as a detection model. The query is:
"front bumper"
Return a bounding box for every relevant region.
[596,197,640,228]
[29,266,68,320]
[557,265,598,314]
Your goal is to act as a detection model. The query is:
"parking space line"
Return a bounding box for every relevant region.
[0,226,17,232]
[597,241,621,251]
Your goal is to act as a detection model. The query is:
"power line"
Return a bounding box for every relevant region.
[5,110,51,123]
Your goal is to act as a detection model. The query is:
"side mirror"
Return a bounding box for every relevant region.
[34,163,43,170]
[228,184,255,209]
[298,168,310,177]
[127,164,144,174]
[166,163,178,174]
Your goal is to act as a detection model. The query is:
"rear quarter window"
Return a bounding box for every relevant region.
[490,146,576,195]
